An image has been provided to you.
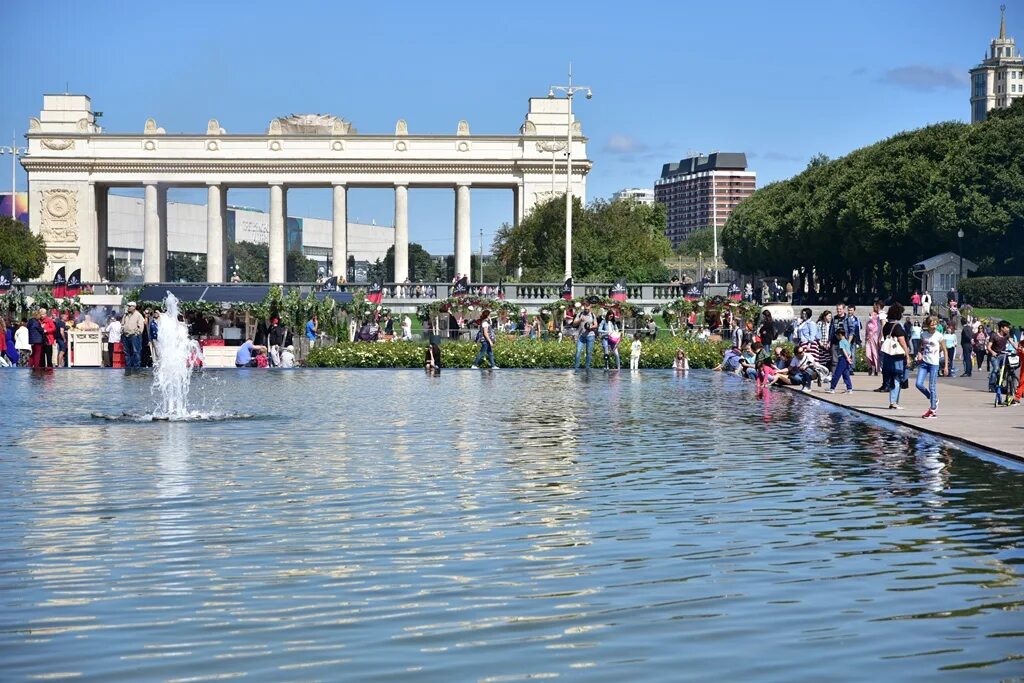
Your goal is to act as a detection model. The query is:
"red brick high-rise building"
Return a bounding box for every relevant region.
[654,152,756,249]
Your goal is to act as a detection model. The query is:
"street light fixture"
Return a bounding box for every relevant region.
[549,65,592,281]
[0,131,27,219]
[957,228,965,286]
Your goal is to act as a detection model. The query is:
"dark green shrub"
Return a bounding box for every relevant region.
[960,277,1024,308]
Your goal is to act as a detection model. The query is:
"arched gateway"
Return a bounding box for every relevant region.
[21,93,591,283]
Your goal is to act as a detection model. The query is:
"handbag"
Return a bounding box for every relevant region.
[881,323,902,356]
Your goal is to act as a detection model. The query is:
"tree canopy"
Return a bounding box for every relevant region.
[492,196,672,282]
[722,101,1024,299]
[383,242,437,282]
[0,217,47,280]
[227,241,319,282]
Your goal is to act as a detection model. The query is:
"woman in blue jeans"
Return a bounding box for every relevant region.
[915,316,941,419]
[880,303,911,410]
[470,310,498,369]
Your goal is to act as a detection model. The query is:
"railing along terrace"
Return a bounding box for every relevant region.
[8,282,700,303]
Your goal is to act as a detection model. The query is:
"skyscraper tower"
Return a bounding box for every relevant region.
[970,5,1024,122]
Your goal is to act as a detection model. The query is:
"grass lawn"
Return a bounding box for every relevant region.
[973,309,1024,327]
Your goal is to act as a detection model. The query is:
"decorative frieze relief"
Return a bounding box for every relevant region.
[40,189,79,244]
[41,139,75,151]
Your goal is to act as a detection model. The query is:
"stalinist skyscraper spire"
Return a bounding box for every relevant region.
[970,5,1023,122]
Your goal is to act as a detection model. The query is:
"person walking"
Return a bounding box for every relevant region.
[847,305,862,372]
[573,303,598,370]
[305,313,319,350]
[27,310,45,368]
[15,318,31,366]
[471,309,498,369]
[599,312,621,370]
[916,316,942,419]
[921,292,932,316]
[865,309,881,376]
[988,320,1011,402]
[40,309,56,369]
[104,315,122,367]
[629,334,642,370]
[880,303,911,410]
[941,320,958,377]
[827,328,854,394]
[121,301,146,368]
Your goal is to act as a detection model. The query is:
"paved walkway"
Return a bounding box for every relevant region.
[789,366,1024,461]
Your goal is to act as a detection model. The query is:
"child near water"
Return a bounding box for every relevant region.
[630,334,642,370]
[672,349,689,371]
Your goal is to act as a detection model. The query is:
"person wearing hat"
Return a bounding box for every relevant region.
[280,344,296,368]
[121,301,146,368]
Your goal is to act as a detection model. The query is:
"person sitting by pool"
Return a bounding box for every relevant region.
[672,348,689,371]
[756,357,778,389]
[424,336,442,375]
[280,344,296,368]
[737,343,758,380]
[713,346,742,374]
[235,337,267,367]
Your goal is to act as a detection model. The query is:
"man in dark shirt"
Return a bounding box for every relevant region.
[987,320,1011,393]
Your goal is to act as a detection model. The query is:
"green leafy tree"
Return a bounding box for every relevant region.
[228,241,269,282]
[0,216,47,280]
[675,227,715,257]
[166,253,207,282]
[722,112,1024,299]
[492,195,672,281]
[384,242,437,281]
[365,258,386,284]
[287,249,319,282]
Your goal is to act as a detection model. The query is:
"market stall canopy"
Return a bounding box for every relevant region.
[138,284,270,304]
[315,290,354,304]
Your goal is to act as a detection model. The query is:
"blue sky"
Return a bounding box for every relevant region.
[0,0,1012,255]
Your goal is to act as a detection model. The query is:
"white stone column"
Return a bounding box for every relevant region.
[157,185,168,281]
[269,183,285,283]
[94,185,108,282]
[513,184,523,228]
[455,183,471,282]
[393,183,409,284]
[143,182,160,282]
[512,184,523,279]
[220,187,229,280]
[206,183,225,282]
[332,183,348,280]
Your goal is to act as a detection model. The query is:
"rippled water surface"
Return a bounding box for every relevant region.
[2,369,1024,682]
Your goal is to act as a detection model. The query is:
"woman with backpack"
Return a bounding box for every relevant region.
[470,310,498,370]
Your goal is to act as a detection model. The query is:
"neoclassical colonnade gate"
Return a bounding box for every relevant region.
[21,93,591,283]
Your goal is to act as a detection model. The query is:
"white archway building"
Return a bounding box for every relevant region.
[22,93,590,283]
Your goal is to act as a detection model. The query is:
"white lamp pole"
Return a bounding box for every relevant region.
[549,66,592,281]
[1,132,27,218]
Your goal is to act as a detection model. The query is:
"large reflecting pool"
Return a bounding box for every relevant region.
[2,369,1023,681]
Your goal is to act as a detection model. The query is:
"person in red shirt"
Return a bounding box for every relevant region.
[40,310,57,368]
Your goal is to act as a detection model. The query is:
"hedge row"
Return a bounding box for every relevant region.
[960,277,1024,309]
[306,338,731,369]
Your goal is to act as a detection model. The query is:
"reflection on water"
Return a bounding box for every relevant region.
[2,369,1024,681]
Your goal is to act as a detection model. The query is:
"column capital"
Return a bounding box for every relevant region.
[332,181,348,188]
[206,181,224,187]
[394,181,409,188]
[455,182,472,188]
[267,181,284,187]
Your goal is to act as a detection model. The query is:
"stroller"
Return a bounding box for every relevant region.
[995,349,1020,406]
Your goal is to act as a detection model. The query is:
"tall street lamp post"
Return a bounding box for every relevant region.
[548,66,592,281]
[957,228,964,285]
[0,132,28,218]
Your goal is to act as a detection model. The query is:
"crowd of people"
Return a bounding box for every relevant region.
[711,299,1024,417]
